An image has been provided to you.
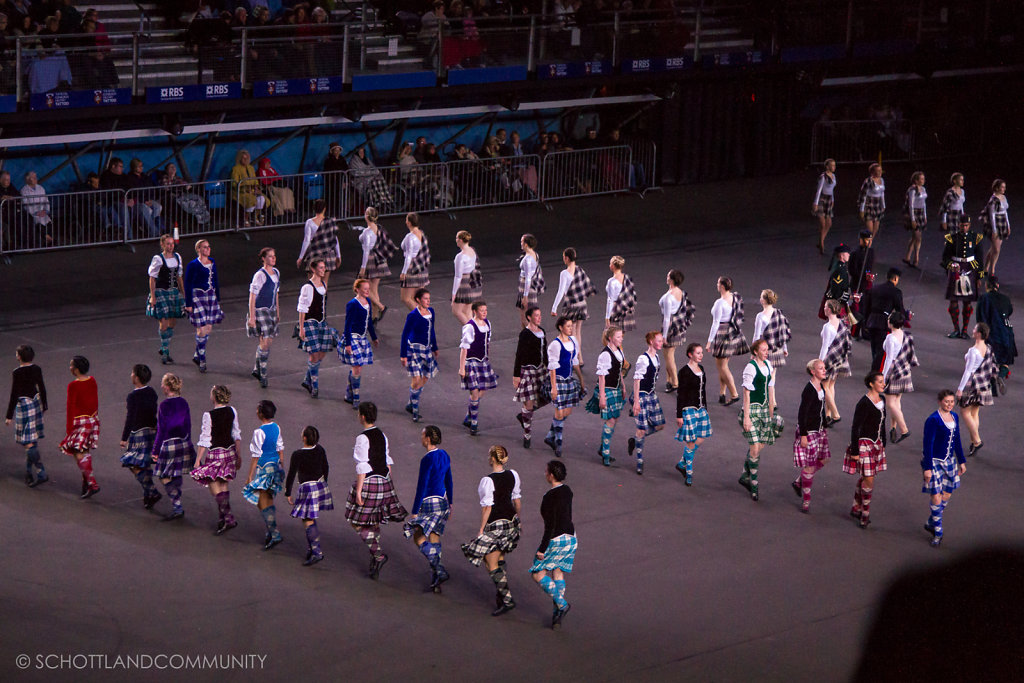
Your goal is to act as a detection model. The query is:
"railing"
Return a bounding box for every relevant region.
[810,118,984,165]
[540,146,633,201]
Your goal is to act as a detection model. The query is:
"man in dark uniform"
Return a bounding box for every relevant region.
[820,244,854,321]
[941,214,985,339]
[862,267,905,371]
[848,230,875,339]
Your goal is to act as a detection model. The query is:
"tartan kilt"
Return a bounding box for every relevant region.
[247,307,279,339]
[345,474,408,526]
[884,372,914,395]
[462,516,521,566]
[664,327,687,348]
[146,287,185,320]
[529,533,577,573]
[923,458,960,494]
[793,429,831,468]
[190,445,238,485]
[710,323,750,358]
[13,395,44,444]
[944,210,963,230]
[559,301,589,322]
[548,374,583,410]
[992,213,1010,240]
[188,288,224,327]
[674,407,712,443]
[405,342,439,378]
[905,208,927,230]
[959,384,994,408]
[767,347,787,367]
[60,415,100,454]
[862,196,885,221]
[738,402,782,446]
[403,495,450,538]
[611,309,638,333]
[364,259,392,280]
[631,391,666,434]
[516,276,539,309]
[815,194,834,218]
[300,319,338,354]
[290,479,335,519]
[453,274,483,304]
[153,436,195,479]
[585,385,625,420]
[339,333,374,366]
[242,460,285,504]
[119,427,155,469]
[461,358,498,391]
[512,364,549,406]
[402,270,429,289]
[842,438,887,476]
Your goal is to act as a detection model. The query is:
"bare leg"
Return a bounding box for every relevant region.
[716,356,738,400]
[664,345,678,389]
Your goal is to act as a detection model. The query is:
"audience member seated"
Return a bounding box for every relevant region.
[99,156,127,233]
[123,158,164,239]
[508,130,537,195]
[27,46,71,93]
[348,146,394,209]
[397,141,419,183]
[56,0,81,34]
[412,136,429,163]
[0,12,14,93]
[159,162,211,227]
[230,148,269,227]
[323,141,348,216]
[0,168,22,250]
[19,170,53,246]
[257,156,296,219]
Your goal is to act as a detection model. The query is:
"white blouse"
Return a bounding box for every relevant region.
[148,253,181,278]
[595,347,623,376]
[519,252,538,285]
[359,226,378,271]
[881,331,904,378]
[452,251,477,298]
[660,290,683,338]
[296,281,327,313]
[605,276,623,318]
[196,406,242,448]
[477,469,522,507]
[707,298,732,345]
[551,268,574,314]
[958,347,984,392]
[819,321,839,360]
[401,232,422,275]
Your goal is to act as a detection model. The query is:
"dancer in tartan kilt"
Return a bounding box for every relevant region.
[247,247,280,388]
[674,343,712,486]
[451,230,482,325]
[544,317,585,458]
[901,171,928,269]
[942,214,985,339]
[605,255,637,335]
[513,306,550,449]
[297,199,341,286]
[400,288,439,423]
[517,234,545,328]
[939,172,966,233]
[707,276,748,406]
[530,459,576,629]
[346,402,408,580]
[629,331,667,475]
[661,269,696,393]
[586,326,626,466]
[462,445,522,616]
[146,234,186,365]
[340,279,379,410]
[845,372,887,529]
[737,340,780,502]
[857,162,885,237]
[400,212,431,311]
[358,207,396,321]
[59,355,100,499]
[151,373,193,519]
[119,364,159,507]
[183,239,224,373]
[551,248,597,359]
[981,179,1010,277]
[297,260,336,399]
[459,301,498,436]
[286,425,333,566]
[792,359,831,512]
[242,400,286,550]
[404,425,454,592]
[921,390,967,547]
[881,312,918,445]
[819,299,852,428]
[812,159,836,254]
[6,344,48,487]
[191,384,242,535]
[957,323,999,456]
[753,289,791,372]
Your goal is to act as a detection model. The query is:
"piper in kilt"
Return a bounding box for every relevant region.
[247,248,281,388]
[243,400,286,550]
[462,445,521,616]
[857,163,886,237]
[792,360,831,512]
[901,172,928,268]
[941,214,984,339]
[451,230,482,324]
[146,234,186,365]
[296,260,335,399]
[921,391,968,547]
[737,341,778,502]
[661,269,696,391]
[459,302,498,436]
[629,332,667,475]
[357,207,396,320]
[674,343,712,486]
[400,289,440,423]
[191,385,242,535]
[183,239,224,373]
[812,159,836,253]
[399,213,431,310]
[151,373,193,519]
[119,364,160,507]
[881,313,918,444]
[586,326,626,466]
[707,277,748,406]
[513,306,550,448]
[605,255,637,334]
[753,290,791,371]
[819,299,853,428]
[346,403,408,580]
[938,172,965,233]
[551,248,597,355]
[957,324,999,457]
[845,373,887,528]
[60,356,101,498]
[297,200,341,285]
[404,425,454,591]
[544,318,585,458]
[286,426,333,566]
[7,345,48,487]
[982,180,1010,277]
[340,279,380,410]
[516,234,545,327]
[530,459,575,629]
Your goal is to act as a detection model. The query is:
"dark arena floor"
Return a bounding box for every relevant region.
[2,165,1022,682]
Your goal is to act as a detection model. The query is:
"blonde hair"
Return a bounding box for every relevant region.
[211,384,231,404]
[760,289,777,305]
[488,445,509,466]
[353,278,369,293]
[194,238,209,253]
[162,373,182,393]
[610,255,625,270]
[602,325,622,345]
[806,359,822,376]
[235,149,250,165]
[456,230,472,244]
[365,206,379,222]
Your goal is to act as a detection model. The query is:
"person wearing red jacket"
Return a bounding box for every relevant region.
[59,355,100,498]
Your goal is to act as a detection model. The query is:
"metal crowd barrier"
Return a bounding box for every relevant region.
[0,189,126,254]
[540,145,633,202]
[810,119,914,165]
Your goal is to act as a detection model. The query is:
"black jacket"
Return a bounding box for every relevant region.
[863,281,904,330]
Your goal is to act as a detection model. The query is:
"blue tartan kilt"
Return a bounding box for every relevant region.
[529,533,578,573]
[548,374,583,410]
[585,385,624,420]
[461,358,498,391]
[290,479,335,519]
[339,333,374,366]
[120,427,155,469]
[188,288,224,328]
[247,307,279,339]
[153,436,195,479]
[403,496,451,538]
[923,458,961,494]
[146,287,186,320]
[405,343,439,378]
[242,460,285,505]
[630,391,666,434]
[299,319,338,354]
[13,395,44,444]
[675,407,712,443]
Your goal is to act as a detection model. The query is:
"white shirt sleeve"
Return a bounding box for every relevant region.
[819,323,837,360]
[459,322,475,350]
[359,228,376,271]
[989,197,998,230]
[552,269,572,314]
[298,219,316,261]
[297,283,314,314]
[197,411,213,448]
[147,255,164,278]
[741,362,756,392]
[571,337,581,366]
[401,233,420,275]
[605,277,622,318]
[249,428,265,458]
[547,340,562,370]
[231,407,241,441]
[452,252,475,298]
[881,333,900,378]
[249,269,267,296]
[477,476,494,507]
[634,353,650,381]
[708,299,728,345]
[753,311,767,341]
[276,430,284,453]
[660,292,681,338]
[511,469,522,500]
[353,434,371,474]
[595,349,612,376]
[958,348,983,392]
[521,254,537,288]
[813,175,825,205]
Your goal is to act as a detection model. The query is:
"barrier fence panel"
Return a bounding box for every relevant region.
[811,120,914,165]
[125,179,242,244]
[540,146,633,202]
[233,169,348,234]
[627,139,658,191]
[0,189,126,255]
[444,155,542,210]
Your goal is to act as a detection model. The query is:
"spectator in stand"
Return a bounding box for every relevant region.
[82,8,110,48]
[77,171,110,237]
[0,13,14,93]
[257,157,296,220]
[397,141,419,184]
[231,6,248,28]
[231,149,269,227]
[349,146,393,209]
[509,131,538,195]
[323,141,349,217]
[413,136,429,164]
[421,1,447,35]
[37,14,61,47]
[160,163,210,227]
[423,143,442,164]
[578,127,600,149]
[19,171,53,246]
[99,156,127,233]
[0,0,23,27]
[77,16,119,88]
[56,0,81,34]
[608,128,646,189]
[494,129,511,156]
[14,14,38,51]
[0,169,20,250]
[27,36,71,92]
[124,158,164,239]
